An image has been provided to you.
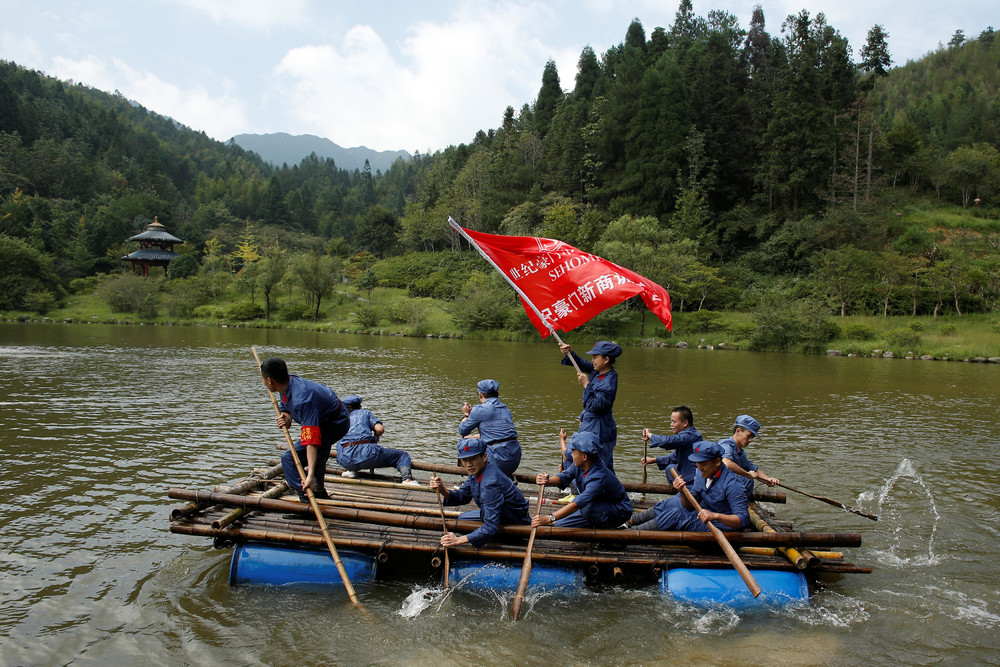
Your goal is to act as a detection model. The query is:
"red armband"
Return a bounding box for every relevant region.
[300,425,321,446]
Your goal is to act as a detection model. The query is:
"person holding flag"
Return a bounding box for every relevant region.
[558,341,622,471]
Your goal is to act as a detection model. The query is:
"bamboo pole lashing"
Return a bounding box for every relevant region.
[168,488,862,547]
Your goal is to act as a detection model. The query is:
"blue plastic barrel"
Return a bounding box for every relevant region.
[449,561,584,593]
[663,567,809,608]
[229,543,376,589]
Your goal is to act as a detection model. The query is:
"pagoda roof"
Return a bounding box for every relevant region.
[122,249,179,262]
[127,216,184,243]
[129,229,184,243]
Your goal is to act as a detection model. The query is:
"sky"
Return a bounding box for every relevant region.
[1,1,993,154]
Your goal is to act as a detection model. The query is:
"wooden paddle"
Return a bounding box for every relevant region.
[435,484,450,587]
[642,435,648,485]
[511,485,546,620]
[776,482,878,521]
[669,467,761,598]
[252,347,363,609]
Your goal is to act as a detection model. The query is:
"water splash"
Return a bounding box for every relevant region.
[398,585,450,619]
[861,458,941,567]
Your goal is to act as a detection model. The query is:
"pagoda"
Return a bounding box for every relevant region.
[122,217,184,276]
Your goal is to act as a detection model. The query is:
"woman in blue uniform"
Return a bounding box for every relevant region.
[558,341,621,471]
[629,441,749,532]
[532,431,632,529]
[458,379,521,476]
[718,414,779,499]
[429,439,530,548]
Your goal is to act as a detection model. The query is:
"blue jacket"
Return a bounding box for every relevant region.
[279,375,349,447]
[719,436,757,498]
[556,459,632,527]
[562,351,618,457]
[443,460,530,547]
[650,426,702,484]
[653,465,749,532]
[459,397,521,473]
[336,407,383,467]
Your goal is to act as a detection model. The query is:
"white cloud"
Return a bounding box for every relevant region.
[49,55,249,141]
[175,0,311,30]
[0,31,44,69]
[273,3,567,152]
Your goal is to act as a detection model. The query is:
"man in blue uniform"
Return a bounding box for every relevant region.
[429,439,530,548]
[642,406,702,484]
[260,357,350,503]
[532,431,632,529]
[558,341,621,471]
[718,414,779,499]
[336,395,419,486]
[629,440,749,532]
[458,379,521,476]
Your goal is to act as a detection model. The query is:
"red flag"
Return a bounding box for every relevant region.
[452,221,672,337]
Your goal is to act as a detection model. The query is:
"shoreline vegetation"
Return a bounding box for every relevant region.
[3,27,999,364]
[4,279,999,363]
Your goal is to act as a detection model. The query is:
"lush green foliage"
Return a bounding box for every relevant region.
[1,9,999,356]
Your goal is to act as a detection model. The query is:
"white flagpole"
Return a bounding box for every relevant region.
[448,217,582,373]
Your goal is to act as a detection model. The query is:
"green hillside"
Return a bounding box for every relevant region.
[1,5,998,357]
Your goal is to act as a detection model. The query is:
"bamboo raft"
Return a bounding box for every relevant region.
[168,457,871,592]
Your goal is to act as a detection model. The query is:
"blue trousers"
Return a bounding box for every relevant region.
[342,446,412,475]
[282,441,332,500]
[554,502,630,529]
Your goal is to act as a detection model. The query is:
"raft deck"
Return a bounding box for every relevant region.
[168,458,871,583]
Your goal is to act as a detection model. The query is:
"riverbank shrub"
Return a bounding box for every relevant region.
[353,305,380,329]
[886,327,921,350]
[682,309,726,333]
[227,302,264,321]
[278,302,313,321]
[452,272,515,332]
[748,294,838,352]
[842,322,877,340]
[98,273,160,319]
[22,289,56,315]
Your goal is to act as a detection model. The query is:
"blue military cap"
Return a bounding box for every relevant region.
[477,379,499,394]
[689,440,724,462]
[734,414,761,436]
[343,395,362,407]
[587,340,622,359]
[567,431,602,458]
[457,438,487,459]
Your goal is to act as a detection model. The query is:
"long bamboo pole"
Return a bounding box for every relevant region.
[251,346,363,609]
[171,521,873,574]
[212,481,288,529]
[669,468,761,598]
[168,488,861,547]
[436,486,450,587]
[406,459,786,503]
[511,486,546,621]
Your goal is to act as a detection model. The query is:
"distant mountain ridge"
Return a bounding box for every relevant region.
[230,132,410,173]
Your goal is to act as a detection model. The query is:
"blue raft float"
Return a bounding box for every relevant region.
[229,543,808,606]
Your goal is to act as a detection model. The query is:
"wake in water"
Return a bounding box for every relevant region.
[859,458,941,567]
[398,585,451,619]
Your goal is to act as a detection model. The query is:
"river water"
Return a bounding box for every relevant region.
[0,322,997,666]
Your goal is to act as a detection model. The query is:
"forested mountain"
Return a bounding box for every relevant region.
[1,3,998,333]
[231,132,410,173]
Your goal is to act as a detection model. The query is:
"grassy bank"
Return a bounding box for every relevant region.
[5,283,1000,362]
